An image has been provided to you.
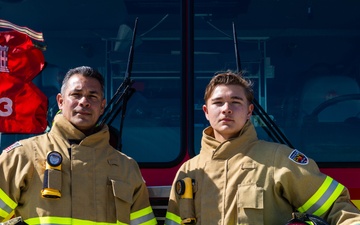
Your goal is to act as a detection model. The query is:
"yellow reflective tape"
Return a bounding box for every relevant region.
[165,211,182,224]
[130,206,156,225]
[24,216,71,224]
[298,176,333,213]
[2,210,15,221]
[0,209,8,219]
[130,206,153,220]
[352,200,360,210]
[25,217,71,225]
[0,188,17,210]
[313,182,344,216]
[0,188,17,219]
[25,216,128,225]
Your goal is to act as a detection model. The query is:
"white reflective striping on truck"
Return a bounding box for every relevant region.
[147,185,171,198]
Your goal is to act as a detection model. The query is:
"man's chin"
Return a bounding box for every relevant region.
[71,119,95,130]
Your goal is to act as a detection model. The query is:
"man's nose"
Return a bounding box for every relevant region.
[222,102,232,114]
[79,96,90,107]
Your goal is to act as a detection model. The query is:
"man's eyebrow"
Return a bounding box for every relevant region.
[71,88,82,93]
[210,96,245,102]
[231,96,244,100]
[210,96,244,101]
[89,90,102,95]
[70,89,101,95]
[210,97,222,101]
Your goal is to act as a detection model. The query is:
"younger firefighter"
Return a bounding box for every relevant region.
[165,71,360,225]
[0,66,157,225]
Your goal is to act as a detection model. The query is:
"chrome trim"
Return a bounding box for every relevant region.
[147,185,171,198]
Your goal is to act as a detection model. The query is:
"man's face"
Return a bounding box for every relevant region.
[56,74,106,133]
[203,84,254,142]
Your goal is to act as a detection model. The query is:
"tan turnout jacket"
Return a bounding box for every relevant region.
[166,120,360,225]
[0,114,156,225]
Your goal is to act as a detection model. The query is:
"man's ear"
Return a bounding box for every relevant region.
[247,103,254,119]
[202,104,209,120]
[56,93,63,110]
[100,99,106,115]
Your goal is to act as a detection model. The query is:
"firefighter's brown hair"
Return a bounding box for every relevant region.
[204,70,254,104]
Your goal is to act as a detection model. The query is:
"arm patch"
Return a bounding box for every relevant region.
[3,141,22,153]
[288,149,309,165]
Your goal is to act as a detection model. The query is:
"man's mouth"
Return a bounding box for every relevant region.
[76,111,91,115]
[220,118,233,122]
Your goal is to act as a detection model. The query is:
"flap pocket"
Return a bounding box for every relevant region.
[237,183,263,209]
[237,183,264,224]
[110,179,134,204]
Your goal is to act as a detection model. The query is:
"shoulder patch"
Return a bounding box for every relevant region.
[3,141,22,153]
[288,149,308,165]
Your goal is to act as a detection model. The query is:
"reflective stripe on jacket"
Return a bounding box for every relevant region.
[298,176,345,216]
[23,206,155,225]
[0,188,17,221]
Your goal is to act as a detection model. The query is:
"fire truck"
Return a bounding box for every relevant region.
[1,0,360,224]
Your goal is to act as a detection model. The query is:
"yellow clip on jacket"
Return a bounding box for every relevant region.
[0,114,157,225]
[165,121,360,225]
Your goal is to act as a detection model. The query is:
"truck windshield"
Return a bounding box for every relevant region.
[1,1,359,166]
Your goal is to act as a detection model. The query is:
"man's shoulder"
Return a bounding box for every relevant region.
[2,141,24,154]
[256,140,293,154]
[177,154,202,171]
[256,141,312,167]
[111,149,139,166]
[2,133,47,153]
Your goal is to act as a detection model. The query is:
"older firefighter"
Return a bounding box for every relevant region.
[0,66,157,225]
[165,71,360,225]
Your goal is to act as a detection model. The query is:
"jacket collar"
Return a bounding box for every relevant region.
[200,120,258,160]
[50,114,110,148]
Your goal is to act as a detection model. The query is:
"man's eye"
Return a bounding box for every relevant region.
[89,95,99,99]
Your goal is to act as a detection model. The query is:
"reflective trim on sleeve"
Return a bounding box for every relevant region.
[164,212,181,225]
[298,176,345,216]
[1,210,15,222]
[130,206,157,225]
[25,216,129,225]
[0,188,17,219]
[352,200,360,210]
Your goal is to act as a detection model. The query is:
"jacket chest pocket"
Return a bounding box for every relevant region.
[107,179,134,223]
[237,183,264,224]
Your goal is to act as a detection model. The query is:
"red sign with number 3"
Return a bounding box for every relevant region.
[0,30,47,133]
